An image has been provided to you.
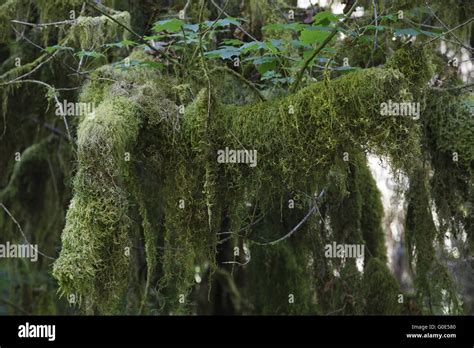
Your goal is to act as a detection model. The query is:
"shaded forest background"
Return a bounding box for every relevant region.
[0,0,473,315]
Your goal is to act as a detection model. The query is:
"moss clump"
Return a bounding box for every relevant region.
[246,225,315,315]
[385,46,434,98]
[362,257,401,315]
[52,97,140,314]
[53,47,434,314]
[405,169,463,314]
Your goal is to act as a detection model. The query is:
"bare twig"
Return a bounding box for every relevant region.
[0,79,74,144]
[424,1,472,52]
[0,298,31,315]
[253,189,325,246]
[0,203,56,261]
[424,18,473,47]
[431,82,474,91]
[210,66,265,101]
[209,0,258,41]
[11,19,76,27]
[372,0,378,52]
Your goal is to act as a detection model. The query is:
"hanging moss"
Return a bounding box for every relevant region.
[0,0,30,43]
[356,154,387,261]
[52,97,140,313]
[385,45,434,99]
[68,12,131,51]
[362,257,401,315]
[405,168,462,314]
[246,220,316,315]
[48,46,434,314]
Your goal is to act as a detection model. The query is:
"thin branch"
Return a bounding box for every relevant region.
[252,189,325,246]
[198,0,212,122]
[11,19,76,27]
[424,1,472,52]
[430,82,474,91]
[291,0,359,93]
[424,18,473,47]
[11,25,89,79]
[0,203,56,261]
[0,79,74,145]
[27,115,68,138]
[0,298,31,315]
[372,0,378,52]
[209,0,259,42]
[210,66,265,101]
[217,212,267,236]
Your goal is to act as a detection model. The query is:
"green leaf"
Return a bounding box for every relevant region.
[44,45,74,54]
[204,46,240,60]
[290,39,311,49]
[417,29,441,38]
[262,22,307,32]
[216,17,241,27]
[183,23,199,32]
[204,17,241,28]
[240,41,266,53]
[264,40,281,53]
[221,38,244,46]
[120,39,138,47]
[105,39,138,48]
[253,56,277,75]
[153,19,184,33]
[139,61,164,69]
[143,34,165,41]
[393,28,420,37]
[313,11,340,26]
[300,27,331,45]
